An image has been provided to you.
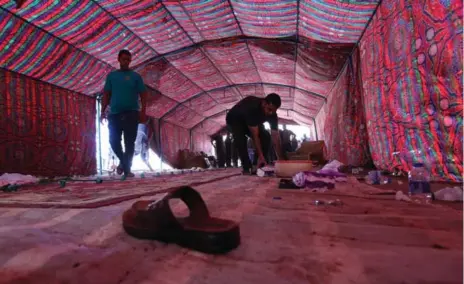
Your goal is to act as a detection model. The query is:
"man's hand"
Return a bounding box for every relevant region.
[139,112,148,123]
[257,154,267,168]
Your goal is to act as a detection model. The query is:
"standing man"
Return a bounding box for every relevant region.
[224,132,233,167]
[281,125,295,153]
[226,93,284,174]
[211,134,225,168]
[100,50,148,178]
[134,123,154,172]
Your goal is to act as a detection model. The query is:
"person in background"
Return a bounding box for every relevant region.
[211,134,225,168]
[100,49,148,178]
[134,123,153,172]
[224,132,232,167]
[226,93,284,174]
[302,134,309,142]
[280,125,294,153]
[291,134,298,152]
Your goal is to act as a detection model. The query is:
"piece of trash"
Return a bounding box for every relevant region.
[327,199,343,206]
[431,244,448,250]
[433,187,463,202]
[314,199,343,206]
[397,180,403,185]
[257,166,275,177]
[365,170,390,185]
[272,196,282,200]
[320,160,343,172]
[395,191,412,202]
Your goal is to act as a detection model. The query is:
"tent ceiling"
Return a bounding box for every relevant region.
[0,0,380,130]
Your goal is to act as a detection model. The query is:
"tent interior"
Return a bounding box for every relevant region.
[0,1,462,283]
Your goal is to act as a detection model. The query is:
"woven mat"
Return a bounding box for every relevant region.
[0,169,241,209]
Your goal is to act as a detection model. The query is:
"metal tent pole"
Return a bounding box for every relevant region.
[96,94,103,176]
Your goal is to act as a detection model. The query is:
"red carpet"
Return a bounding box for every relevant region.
[0,169,240,209]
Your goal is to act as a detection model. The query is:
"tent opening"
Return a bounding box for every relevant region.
[95,102,171,175]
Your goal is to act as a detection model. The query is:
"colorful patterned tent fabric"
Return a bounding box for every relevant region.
[0,0,462,181]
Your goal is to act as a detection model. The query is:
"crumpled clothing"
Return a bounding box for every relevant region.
[433,187,463,201]
[0,173,39,187]
[293,171,347,190]
[320,160,343,172]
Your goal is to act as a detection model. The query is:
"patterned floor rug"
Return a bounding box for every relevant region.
[0,169,241,209]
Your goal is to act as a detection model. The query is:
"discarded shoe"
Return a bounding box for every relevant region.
[122,186,240,254]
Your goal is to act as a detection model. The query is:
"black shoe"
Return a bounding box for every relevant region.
[124,172,135,178]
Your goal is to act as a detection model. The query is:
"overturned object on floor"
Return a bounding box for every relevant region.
[122,186,240,254]
[176,149,209,169]
[287,141,327,164]
[293,171,347,191]
[257,166,275,177]
[274,160,313,177]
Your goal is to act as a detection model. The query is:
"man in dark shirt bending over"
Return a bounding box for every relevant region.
[226,93,284,174]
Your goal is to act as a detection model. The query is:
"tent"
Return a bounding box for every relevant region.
[0,0,462,181]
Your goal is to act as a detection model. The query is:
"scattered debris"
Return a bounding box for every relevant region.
[433,187,463,202]
[257,166,275,177]
[314,199,343,206]
[432,244,448,250]
[395,191,412,202]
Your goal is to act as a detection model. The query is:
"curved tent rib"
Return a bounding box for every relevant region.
[1,0,374,128]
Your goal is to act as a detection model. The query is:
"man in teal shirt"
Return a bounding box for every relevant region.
[101,50,148,177]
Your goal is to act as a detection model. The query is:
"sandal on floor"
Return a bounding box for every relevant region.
[122,186,240,254]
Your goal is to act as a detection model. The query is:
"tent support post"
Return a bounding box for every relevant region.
[189,129,193,151]
[313,118,319,141]
[159,120,163,171]
[96,94,103,176]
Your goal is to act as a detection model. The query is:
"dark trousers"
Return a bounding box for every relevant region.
[225,141,232,167]
[213,136,226,168]
[108,111,139,174]
[232,145,239,167]
[227,123,271,171]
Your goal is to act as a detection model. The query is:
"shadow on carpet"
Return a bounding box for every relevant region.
[0,169,241,209]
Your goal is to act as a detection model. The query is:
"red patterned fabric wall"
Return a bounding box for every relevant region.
[315,49,372,166]
[0,69,96,177]
[191,131,213,155]
[359,0,463,181]
[159,121,190,167]
[147,118,161,155]
[315,104,327,142]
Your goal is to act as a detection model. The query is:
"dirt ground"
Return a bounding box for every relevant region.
[0,175,461,284]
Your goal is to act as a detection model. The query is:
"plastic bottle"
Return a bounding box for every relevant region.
[408,163,432,202]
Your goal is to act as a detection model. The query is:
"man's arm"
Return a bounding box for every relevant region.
[248,126,265,159]
[101,90,111,115]
[101,73,112,117]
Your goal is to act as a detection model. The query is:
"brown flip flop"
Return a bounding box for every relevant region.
[122,186,240,254]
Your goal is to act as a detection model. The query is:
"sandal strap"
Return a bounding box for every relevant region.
[142,186,210,226]
[167,186,210,221]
